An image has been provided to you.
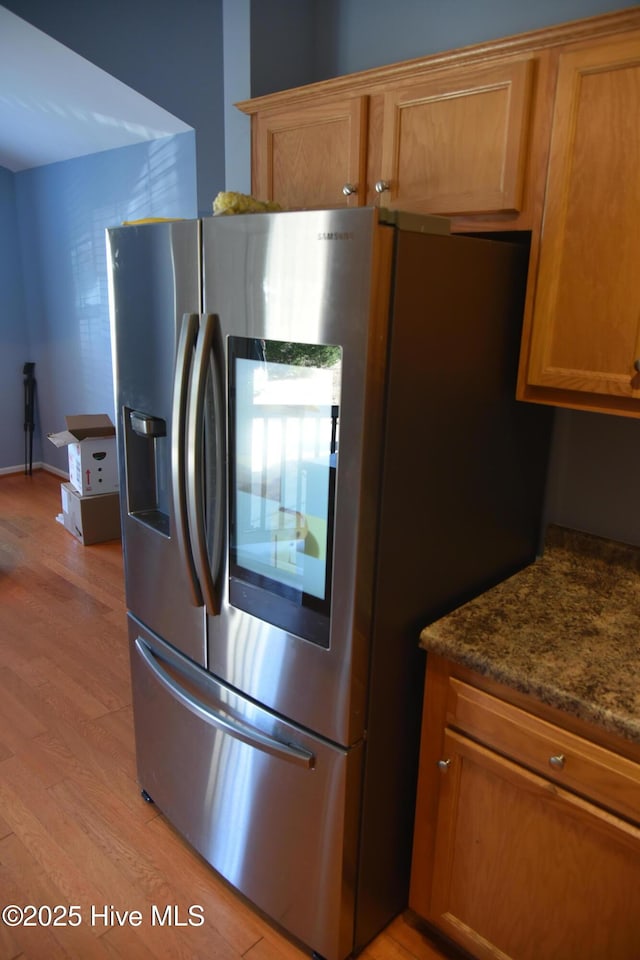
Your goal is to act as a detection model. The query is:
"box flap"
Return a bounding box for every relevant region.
[48,414,115,446]
[48,430,75,448]
[65,414,115,439]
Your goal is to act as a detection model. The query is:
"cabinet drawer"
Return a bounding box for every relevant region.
[447,678,640,823]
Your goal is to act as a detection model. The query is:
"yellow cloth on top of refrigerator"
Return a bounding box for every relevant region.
[213,191,281,215]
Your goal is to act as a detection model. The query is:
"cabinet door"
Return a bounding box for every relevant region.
[429,729,640,960]
[525,33,640,401]
[252,97,367,210]
[377,58,534,217]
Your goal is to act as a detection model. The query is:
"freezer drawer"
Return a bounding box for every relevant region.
[128,616,363,960]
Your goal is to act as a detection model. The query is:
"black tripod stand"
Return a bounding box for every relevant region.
[23,362,36,476]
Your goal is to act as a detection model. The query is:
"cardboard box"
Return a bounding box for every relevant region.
[48,414,119,496]
[60,482,121,545]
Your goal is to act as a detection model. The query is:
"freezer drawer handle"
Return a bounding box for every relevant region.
[135,637,315,769]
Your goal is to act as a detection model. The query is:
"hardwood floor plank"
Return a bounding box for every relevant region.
[0,833,116,959]
[76,713,138,782]
[0,764,110,909]
[13,651,129,716]
[47,777,176,907]
[32,721,142,819]
[0,808,12,839]
[22,657,113,721]
[97,928,159,960]
[28,731,152,826]
[99,918,240,960]
[0,850,22,960]
[85,706,136,762]
[245,931,309,960]
[39,552,124,614]
[0,668,49,750]
[7,734,67,792]
[374,916,472,960]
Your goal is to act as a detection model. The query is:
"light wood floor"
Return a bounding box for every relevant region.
[0,470,466,960]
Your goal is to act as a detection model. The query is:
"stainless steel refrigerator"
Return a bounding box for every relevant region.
[107,208,551,960]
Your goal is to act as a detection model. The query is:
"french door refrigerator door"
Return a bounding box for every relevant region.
[129,615,363,960]
[201,209,394,747]
[107,220,207,665]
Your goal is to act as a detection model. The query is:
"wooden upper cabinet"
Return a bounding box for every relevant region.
[239,7,640,399]
[252,96,368,210]
[520,31,640,411]
[376,58,536,217]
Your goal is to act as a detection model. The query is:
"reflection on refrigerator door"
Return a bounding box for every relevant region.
[129,616,362,960]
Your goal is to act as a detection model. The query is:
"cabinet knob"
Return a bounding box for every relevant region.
[634,359,640,373]
[548,754,565,770]
[374,180,390,194]
[437,759,452,771]
[342,183,358,197]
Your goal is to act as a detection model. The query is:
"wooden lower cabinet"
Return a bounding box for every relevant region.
[410,657,640,960]
[430,729,640,960]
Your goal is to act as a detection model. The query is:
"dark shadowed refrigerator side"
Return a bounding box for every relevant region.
[352,227,552,950]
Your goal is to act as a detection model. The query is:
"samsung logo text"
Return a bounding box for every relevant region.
[317,232,354,241]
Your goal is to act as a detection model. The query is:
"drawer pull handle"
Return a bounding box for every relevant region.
[437,759,452,771]
[549,754,565,770]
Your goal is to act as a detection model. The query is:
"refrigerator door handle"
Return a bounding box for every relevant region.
[186,313,223,616]
[134,637,315,769]
[171,313,203,606]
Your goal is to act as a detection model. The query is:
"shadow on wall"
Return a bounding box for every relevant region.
[6,131,197,476]
[545,407,640,546]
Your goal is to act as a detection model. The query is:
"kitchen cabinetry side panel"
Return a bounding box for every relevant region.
[519,31,640,414]
[409,656,451,919]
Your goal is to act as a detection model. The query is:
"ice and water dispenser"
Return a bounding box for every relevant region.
[124,409,170,535]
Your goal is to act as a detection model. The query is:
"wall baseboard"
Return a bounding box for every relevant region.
[42,463,69,480]
[0,463,69,479]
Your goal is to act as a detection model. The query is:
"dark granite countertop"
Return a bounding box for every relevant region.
[419,525,640,743]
